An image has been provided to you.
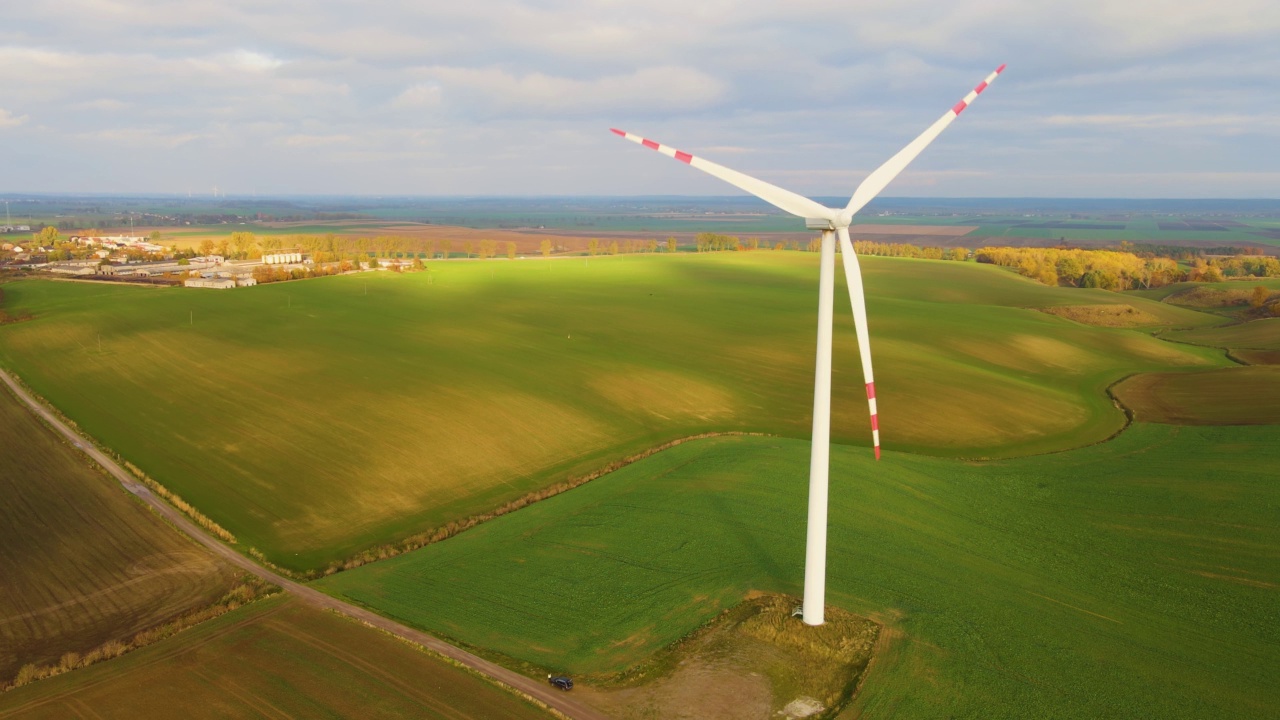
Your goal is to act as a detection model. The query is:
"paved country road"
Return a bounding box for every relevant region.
[0,368,607,720]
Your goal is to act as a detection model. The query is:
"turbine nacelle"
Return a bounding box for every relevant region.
[806,210,857,231]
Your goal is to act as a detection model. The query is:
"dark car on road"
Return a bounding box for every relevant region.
[548,675,573,691]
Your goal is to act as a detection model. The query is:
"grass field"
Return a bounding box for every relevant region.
[0,381,237,684]
[1165,317,1280,350]
[0,596,551,719]
[1127,278,1280,304]
[319,427,1280,719]
[0,256,1226,570]
[1113,366,1280,424]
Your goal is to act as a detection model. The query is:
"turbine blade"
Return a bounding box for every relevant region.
[836,226,880,460]
[845,64,1005,217]
[611,129,835,221]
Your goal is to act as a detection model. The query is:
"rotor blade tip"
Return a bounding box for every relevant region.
[996,63,1007,74]
[874,446,881,460]
[610,128,626,136]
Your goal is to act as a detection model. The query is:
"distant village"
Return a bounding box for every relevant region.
[1,231,415,289]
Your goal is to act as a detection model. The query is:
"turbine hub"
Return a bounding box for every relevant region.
[804,217,835,231]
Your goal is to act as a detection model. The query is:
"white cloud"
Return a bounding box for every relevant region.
[391,84,442,109]
[0,109,29,128]
[74,127,204,148]
[420,65,727,117]
[280,133,353,147]
[1041,113,1271,133]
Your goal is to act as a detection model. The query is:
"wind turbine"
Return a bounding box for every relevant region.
[611,65,1005,626]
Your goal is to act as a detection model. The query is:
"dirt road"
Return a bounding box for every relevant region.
[0,368,606,720]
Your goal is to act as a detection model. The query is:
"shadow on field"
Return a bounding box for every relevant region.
[705,492,788,588]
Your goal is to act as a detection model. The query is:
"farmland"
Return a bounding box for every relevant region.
[0,255,1226,571]
[319,426,1280,719]
[1113,366,1280,424]
[1166,317,1280,350]
[0,377,237,684]
[0,596,552,719]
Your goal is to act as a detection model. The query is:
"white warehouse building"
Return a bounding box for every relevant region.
[262,252,303,264]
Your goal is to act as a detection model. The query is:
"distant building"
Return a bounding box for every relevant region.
[184,278,237,289]
[262,252,303,264]
[47,265,97,276]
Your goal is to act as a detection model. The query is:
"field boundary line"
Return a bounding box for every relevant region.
[324,431,771,576]
[0,368,237,545]
[0,366,607,720]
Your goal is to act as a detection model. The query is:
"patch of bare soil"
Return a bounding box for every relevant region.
[576,595,879,720]
[1163,286,1255,308]
[1039,304,1164,327]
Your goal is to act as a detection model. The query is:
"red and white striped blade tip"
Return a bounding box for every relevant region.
[953,64,1008,116]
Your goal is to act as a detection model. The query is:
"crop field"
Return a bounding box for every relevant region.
[1113,366,1280,424]
[0,257,1226,570]
[319,427,1280,719]
[1127,278,1280,304]
[0,596,551,719]
[1165,317,1280,350]
[0,380,237,683]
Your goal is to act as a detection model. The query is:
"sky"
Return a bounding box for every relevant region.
[2,0,1277,198]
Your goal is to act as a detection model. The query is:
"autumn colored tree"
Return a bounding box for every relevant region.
[478,239,496,259]
[464,240,475,258]
[588,239,599,256]
[230,232,257,259]
[507,241,517,259]
[1056,256,1084,285]
[36,226,59,245]
[609,240,619,255]
[1250,285,1271,308]
[440,239,452,259]
[666,237,677,253]
[198,239,216,256]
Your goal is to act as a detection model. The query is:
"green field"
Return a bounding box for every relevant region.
[0,596,551,719]
[1113,366,1280,424]
[1127,278,1280,304]
[1165,317,1280,350]
[0,257,1226,570]
[0,380,237,683]
[319,428,1280,719]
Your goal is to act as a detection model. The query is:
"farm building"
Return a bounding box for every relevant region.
[184,278,237,289]
[263,252,303,264]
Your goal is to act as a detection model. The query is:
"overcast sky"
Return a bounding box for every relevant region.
[2,1,1277,198]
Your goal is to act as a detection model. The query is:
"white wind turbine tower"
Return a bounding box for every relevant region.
[612,65,1005,626]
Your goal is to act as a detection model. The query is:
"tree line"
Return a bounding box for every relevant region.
[973,246,1280,289]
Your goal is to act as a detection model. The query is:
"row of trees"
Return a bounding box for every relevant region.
[586,237,676,255]
[852,241,969,261]
[247,257,425,285]
[972,246,1280,289]
[974,246,1182,289]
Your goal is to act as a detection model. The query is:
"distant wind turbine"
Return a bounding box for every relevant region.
[611,64,1005,626]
